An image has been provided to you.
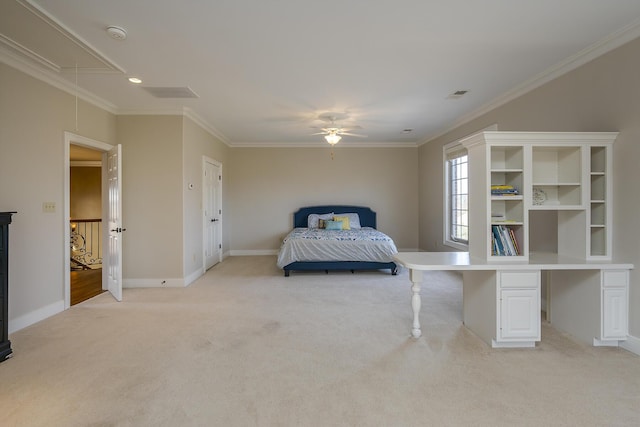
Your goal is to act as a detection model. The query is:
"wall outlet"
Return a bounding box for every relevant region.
[42,202,56,213]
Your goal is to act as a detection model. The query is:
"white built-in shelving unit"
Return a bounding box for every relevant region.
[455,131,627,348]
[463,131,617,262]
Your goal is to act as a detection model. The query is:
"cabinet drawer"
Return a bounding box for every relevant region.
[602,270,628,287]
[499,271,539,288]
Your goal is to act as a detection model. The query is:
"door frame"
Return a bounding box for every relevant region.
[63,132,114,309]
[202,156,223,271]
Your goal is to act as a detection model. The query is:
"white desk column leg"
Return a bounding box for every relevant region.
[409,269,423,338]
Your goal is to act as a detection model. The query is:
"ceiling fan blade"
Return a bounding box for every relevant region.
[339,124,363,130]
[310,131,328,135]
[340,132,367,137]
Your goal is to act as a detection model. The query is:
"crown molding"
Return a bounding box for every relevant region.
[419,17,640,146]
[229,140,418,148]
[183,108,231,146]
[19,0,125,74]
[0,47,119,114]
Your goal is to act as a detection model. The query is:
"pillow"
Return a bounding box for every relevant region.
[318,219,327,229]
[337,212,361,229]
[324,220,343,230]
[333,215,351,230]
[307,212,334,228]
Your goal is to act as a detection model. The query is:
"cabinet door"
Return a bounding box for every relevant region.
[602,288,628,339]
[499,288,540,340]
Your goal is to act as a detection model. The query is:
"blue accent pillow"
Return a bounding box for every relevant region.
[324,220,343,230]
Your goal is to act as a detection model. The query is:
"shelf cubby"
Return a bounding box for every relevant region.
[588,145,610,258]
[590,173,606,200]
[531,146,582,207]
[590,202,605,226]
[590,227,606,257]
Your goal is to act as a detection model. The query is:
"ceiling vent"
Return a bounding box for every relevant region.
[447,90,469,99]
[142,86,199,99]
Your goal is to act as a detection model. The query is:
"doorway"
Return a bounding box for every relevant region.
[64,132,122,309]
[69,148,104,305]
[203,157,222,270]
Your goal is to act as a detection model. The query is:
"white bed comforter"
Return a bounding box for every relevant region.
[277,227,398,268]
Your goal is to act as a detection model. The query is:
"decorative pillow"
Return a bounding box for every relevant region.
[318,219,327,229]
[324,220,343,230]
[308,212,334,228]
[333,215,351,230]
[340,213,362,229]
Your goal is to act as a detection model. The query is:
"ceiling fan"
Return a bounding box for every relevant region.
[311,113,367,145]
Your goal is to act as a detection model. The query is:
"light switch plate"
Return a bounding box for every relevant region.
[43,202,56,213]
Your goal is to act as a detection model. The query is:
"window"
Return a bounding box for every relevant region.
[444,143,469,249]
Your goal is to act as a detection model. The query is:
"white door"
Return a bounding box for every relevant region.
[203,159,222,270]
[107,144,123,301]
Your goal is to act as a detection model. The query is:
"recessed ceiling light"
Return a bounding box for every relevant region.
[128,77,142,84]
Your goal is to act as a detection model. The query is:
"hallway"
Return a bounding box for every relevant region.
[70,268,104,305]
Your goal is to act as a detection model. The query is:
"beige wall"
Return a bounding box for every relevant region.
[70,166,101,219]
[0,63,116,324]
[419,36,640,339]
[182,116,231,278]
[228,147,419,251]
[117,115,184,282]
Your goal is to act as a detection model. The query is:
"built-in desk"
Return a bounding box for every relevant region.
[393,252,633,348]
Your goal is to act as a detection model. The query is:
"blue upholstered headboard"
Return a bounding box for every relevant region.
[293,205,377,229]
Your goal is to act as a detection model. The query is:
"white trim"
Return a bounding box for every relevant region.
[9,300,65,334]
[230,249,279,256]
[123,278,185,288]
[202,157,223,271]
[70,160,101,167]
[230,141,418,148]
[185,269,203,287]
[64,132,113,309]
[230,248,422,257]
[420,18,640,146]
[0,47,118,114]
[443,142,469,251]
[442,125,498,250]
[620,334,640,356]
[185,108,230,146]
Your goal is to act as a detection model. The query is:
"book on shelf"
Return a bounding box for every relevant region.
[491,225,520,256]
[491,213,520,224]
[490,184,519,196]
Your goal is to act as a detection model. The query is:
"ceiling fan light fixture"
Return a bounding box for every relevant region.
[325,133,341,145]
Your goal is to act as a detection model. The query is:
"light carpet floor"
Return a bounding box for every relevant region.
[1,256,639,426]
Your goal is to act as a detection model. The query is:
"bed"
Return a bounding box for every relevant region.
[277,205,398,277]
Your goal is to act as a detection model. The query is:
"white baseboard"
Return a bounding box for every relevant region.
[184,268,203,287]
[229,249,279,256]
[620,334,640,356]
[227,249,421,256]
[123,278,185,288]
[9,300,65,334]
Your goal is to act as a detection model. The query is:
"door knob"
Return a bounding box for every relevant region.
[211,218,219,222]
